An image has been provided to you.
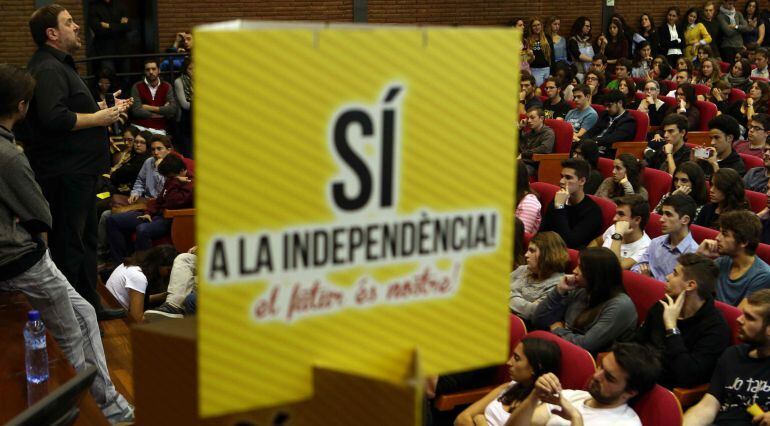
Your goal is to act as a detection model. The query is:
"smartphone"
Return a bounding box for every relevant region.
[105,92,115,108]
[694,147,710,159]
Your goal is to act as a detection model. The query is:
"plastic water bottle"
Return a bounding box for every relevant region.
[24,310,48,384]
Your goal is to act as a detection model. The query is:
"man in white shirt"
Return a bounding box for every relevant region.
[590,195,651,269]
[505,342,661,426]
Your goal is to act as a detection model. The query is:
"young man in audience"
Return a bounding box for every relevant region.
[646,113,692,174]
[130,58,177,133]
[584,90,637,158]
[743,146,770,194]
[520,71,543,112]
[697,210,770,306]
[589,195,651,270]
[589,54,608,76]
[751,48,770,79]
[734,113,770,158]
[539,158,603,249]
[634,194,700,281]
[701,114,746,180]
[565,85,598,142]
[606,59,632,91]
[542,77,571,119]
[634,253,730,389]
[506,342,661,426]
[683,289,770,425]
[0,64,133,423]
[519,106,555,176]
[666,69,691,98]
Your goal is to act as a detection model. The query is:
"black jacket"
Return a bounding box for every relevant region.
[584,110,637,157]
[658,23,685,55]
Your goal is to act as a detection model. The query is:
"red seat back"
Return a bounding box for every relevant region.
[634,92,646,101]
[587,195,618,231]
[695,100,718,131]
[494,314,530,382]
[741,153,765,171]
[523,231,534,247]
[745,189,768,213]
[694,84,711,98]
[545,118,575,154]
[642,168,673,210]
[659,96,678,108]
[622,270,666,322]
[526,331,596,390]
[756,243,770,266]
[592,103,607,114]
[690,224,719,243]
[646,212,663,239]
[632,385,683,426]
[531,182,560,213]
[661,80,677,93]
[597,157,614,178]
[714,301,743,345]
[567,248,579,272]
[729,88,747,103]
[627,109,649,142]
[719,61,731,73]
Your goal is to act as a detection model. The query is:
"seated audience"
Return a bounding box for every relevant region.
[751,47,770,78]
[539,158,603,249]
[584,90,637,158]
[454,337,561,426]
[699,114,746,180]
[515,160,542,234]
[733,112,770,158]
[519,107,555,177]
[532,247,638,354]
[654,161,709,217]
[105,245,178,323]
[723,58,751,92]
[694,58,722,87]
[646,114,691,174]
[695,168,749,229]
[565,85,599,142]
[585,69,607,105]
[666,69,692,97]
[673,83,702,133]
[571,139,603,195]
[618,77,638,109]
[683,289,770,425]
[542,77,571,119]
[606,59,632,90]
[631,41,654,78]
[144,246,198,320]
[506,342,661,425]
[596,153,648,201]
[520,71,543,111]
[725,80,770,133]
[634,253,730,389]
[510,232,569,321]
[130,58,177,133]
[697,210,770,306]
[637,80,672,127]
[635,193,699,281]
[590,195,651,270]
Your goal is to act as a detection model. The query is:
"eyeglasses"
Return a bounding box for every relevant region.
[749,126,767,132]
[644,87,658,92]
[586,76,599,81]
[545,86,558,90]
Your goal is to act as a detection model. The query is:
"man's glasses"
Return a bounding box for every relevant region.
[749,126,766,132]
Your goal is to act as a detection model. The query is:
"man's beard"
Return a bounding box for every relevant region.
[588,379,624,405]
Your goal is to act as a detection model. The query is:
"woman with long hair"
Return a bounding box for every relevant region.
[567,17,595,78]
[174,57,194,158]
[744,0,764,45]
[516,160,542,234]
[726,80,770,131]
[105,245,178,323]
[509,232,570,320]
[631,41,654,78]
[695,168,750,229]
[632,12,659,57]
[512,18,532,74]
[533,247,638,354]
[595,153,648,201]
[454,337,562,426]
[570,139,603,194]
[674,83,701,131]
[545,16,568,66]
[597,18,629,76]
[527,17,552,86]
[683,7,713,61]
[694,57,722,86]
[724,58,752,92]
[654,161,709,217]
[618,77,638,108]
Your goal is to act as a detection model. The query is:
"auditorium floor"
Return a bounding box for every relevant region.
[96,280,134,405]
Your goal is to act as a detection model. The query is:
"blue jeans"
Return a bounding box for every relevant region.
[106,211,172,264]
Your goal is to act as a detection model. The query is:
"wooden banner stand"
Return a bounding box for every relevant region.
[132,318,423,425]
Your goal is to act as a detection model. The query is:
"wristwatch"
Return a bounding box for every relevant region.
[666,327,681,337]
[611,233,623,241]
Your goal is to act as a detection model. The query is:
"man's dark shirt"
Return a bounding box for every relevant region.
[88,1,129,56]
[539,196,603,249]
[646,143,692,172]
[544,99,571,119]
[699,149,746,180]
[23,45,110,179]
[524,96,543,111]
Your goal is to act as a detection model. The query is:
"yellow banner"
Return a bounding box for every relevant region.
[196,22,520,417]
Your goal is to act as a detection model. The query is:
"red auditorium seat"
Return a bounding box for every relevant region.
[626,109,650,142]
[745,189,768,214]
[545,118,575,154]
[531,182,559,212]
[694,84,711,98]
[660,80,677,93]
[694,100,718,131]
[621,270,666,323]
[715,301,743,345]
[587,195,618,231]
[526,331,596,390]
[597,157,614,178]
[646,212,663,239]
[741,153,764,171]
[592,103,607,114]
[642,168,673,210]
[632,385,683,426]
[728,88,746,103]
[567,248,579,272]
[690,224,718,244]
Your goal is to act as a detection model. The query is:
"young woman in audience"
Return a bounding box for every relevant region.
[545,16,568,66]
[598,18,629,76]
[692,44,712,71]
[724,58,752,92]
[683,7,712,61]
[110,127,151,200]
[637,79,671,127]
[654,161,709,218]
[631,41,654,78]
[105,245,178,323]
[632,13,659,58]
[694,57,721,87]
[509,232,569,321]
[515,160,541,234]
[650,59,672,87]
[595,153,648,201]
[743,0,764,45]
[676,56,695,75]
[618,77,638,108]
[726,80,770,131]
[532,247,638,354]
[512,18,532,74]
[527,17,552,86]
[695,168,750,229]
[584,69,605,103]
[568,17,595,77]
[454,337,561,426]
[571,139,603,194]
[674,83,701,131]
